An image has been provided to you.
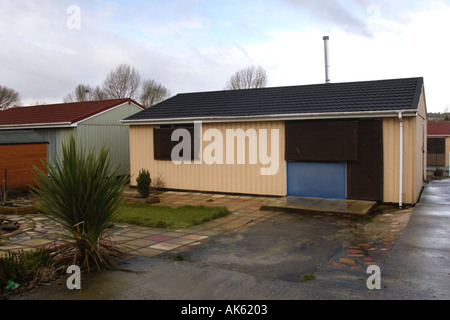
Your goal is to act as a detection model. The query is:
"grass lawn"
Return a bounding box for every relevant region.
[113,203,230,229]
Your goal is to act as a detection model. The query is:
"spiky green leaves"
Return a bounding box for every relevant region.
[31,137,129,271]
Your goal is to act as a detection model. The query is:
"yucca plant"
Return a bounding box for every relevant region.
[31,137,129,272]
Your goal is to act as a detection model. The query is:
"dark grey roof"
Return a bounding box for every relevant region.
[0,130,48,145]
[124,77,424,123]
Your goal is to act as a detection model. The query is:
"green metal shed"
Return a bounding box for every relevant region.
[0,99,144,175]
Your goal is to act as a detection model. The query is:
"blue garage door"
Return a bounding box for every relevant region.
[287,162,347,199]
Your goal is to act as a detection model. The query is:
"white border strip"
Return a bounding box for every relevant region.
[121,109,419,125]
[0,122,72,130]
[71,101,143,127]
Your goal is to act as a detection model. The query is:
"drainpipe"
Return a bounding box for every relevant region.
[398,112,403,209]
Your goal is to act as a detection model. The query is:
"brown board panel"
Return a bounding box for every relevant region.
[285,120,358,162]
[427,153,445,167]
[0,144,47,189]
[347,120,383,202]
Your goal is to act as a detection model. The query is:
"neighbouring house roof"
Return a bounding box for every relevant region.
[0,99,144,129]
[428,121,450,136]
[122,77,425,124]
[0,130,48,145]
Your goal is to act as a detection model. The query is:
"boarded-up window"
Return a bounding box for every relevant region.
[428,138,445,154]
[347,120,383,202]
[427,137,445,166]
[285,120,358,162]
[154,125,198,161]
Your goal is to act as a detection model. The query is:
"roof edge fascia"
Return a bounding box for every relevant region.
[71,101,143,126]
[428,134,450,137]
[0,122,72,130]
[121,109,419,125]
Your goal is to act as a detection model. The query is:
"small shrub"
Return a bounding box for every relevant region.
[300,273,315,282]
[151,175,166,191]
[174,254,184,261]
[0,249,54,292]
[434,169,443,177]
[137,169,151,198]
[154,220,170,229]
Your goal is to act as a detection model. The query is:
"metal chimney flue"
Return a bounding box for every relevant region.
[323,36,330,83]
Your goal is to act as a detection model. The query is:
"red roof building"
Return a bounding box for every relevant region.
[428,121,450,136]
[0,99,144,175]
[0,99,144,128]
[427,122,450,168]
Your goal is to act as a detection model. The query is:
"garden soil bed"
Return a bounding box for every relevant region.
[122,189,160,204]
[0,200,36,215]
[123,195,160,204]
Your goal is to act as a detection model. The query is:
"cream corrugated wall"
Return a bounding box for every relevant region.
[129,121,286,196]
[446,137,450,167]
[383,116,426,204]
[418,90,428,182]
[383,117,416,204]
[383,87,427,205]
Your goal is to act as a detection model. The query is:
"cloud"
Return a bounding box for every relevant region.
[282,0,373,37]
[242,0,450,112]
[0,0,449,112]
[0,0,211,105]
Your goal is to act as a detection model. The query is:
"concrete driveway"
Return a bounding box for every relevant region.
[379,178,450,299]
[10,212,365,300]
[159,213,354,282]
[9,179,450,300]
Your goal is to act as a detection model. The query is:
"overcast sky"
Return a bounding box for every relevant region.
[0,0,449,112]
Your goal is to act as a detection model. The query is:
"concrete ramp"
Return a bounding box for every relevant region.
[260,196,377,218]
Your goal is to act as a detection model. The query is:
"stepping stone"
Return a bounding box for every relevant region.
[358,243,371,247]
[339,258,355,265]
[145,235,173,242]
[333,262,347,268]
[150,242,180,251]
[181,234,208,240]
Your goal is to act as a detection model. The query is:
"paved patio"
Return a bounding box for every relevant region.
[0,191,281,258]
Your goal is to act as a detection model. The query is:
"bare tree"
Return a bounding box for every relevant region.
[0,85,21,110]
[140,79,171,108]
[102,64,141,100]
[63,84,93,103]
[61,64,171,106]
[63,84,110,102]
[225,65,269,90]
[91,86,109,101]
